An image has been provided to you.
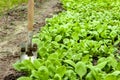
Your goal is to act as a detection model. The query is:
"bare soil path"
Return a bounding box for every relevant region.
[0,0,62,79]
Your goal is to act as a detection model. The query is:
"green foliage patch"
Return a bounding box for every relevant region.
[14,0,120,80]
[0,0,27,13]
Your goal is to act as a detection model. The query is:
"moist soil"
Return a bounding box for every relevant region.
[0,0,63,79]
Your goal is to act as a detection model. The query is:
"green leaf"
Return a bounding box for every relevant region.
[75,62,87,79]
[31,66,49,80]
[107,56,118,69]
[22,60,35,70]
[38,66,49,75]
[82,54,90,63]
[13,61,26,71]
[55,35,62,42]
[31,70,40,79]
[48,53,58,59]
[63,38,69,44]
[33,59,42,69]
[72,53,82,61]
[51,41,60,48]
[17,77,31,80]
[87,64,102,80]
[91,68,102,80]
[97,57,106,63]
[47,64,55,77]
[56,66,66,77]
[54,74,62,80]
[65,70,76,80]
[38,66,49,80]
[116,62,120,70]
[105,74,117,80]
[64,60,76,67]
[51,59,61,67]
[110,31,117,39]
[86,72,95,80]
[111,71,120,76]
[72,32,79,41]
[95,61,107,70]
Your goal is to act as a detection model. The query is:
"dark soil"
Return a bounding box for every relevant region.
[0,0,63,79]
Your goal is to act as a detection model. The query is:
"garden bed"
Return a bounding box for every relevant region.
[1,0,120,80]
[0,0,62,79]
[14,0,120,80]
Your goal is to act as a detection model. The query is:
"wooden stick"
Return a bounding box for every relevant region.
[27,0,34,56]
[28,0,34,31]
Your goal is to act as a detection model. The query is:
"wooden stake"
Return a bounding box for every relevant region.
[27,0,34,56]
[28,0,34,31]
